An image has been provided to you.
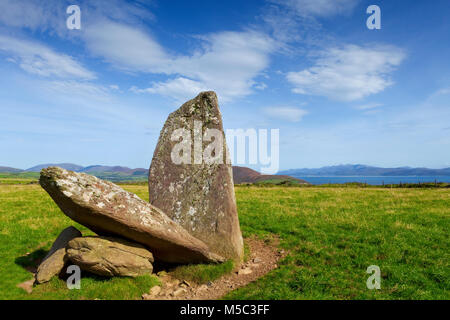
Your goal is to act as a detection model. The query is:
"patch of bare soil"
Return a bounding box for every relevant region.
[142,237,285,300]
[17,279,34,294]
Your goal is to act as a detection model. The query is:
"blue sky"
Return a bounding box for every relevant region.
[0,0,449,171]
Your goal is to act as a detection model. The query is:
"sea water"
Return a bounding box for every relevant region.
[291,176,450,185]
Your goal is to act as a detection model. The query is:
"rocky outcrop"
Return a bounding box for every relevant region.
[67,236,154,277]
[39,167,223,264]
[148,91,244,261]
[35,226,82,283]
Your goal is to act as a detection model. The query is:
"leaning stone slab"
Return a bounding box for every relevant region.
[39,167,223,264]
[148,91,244,261]
[36,226,82,283]
[67,236,154,277]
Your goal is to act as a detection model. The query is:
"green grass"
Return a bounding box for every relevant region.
[0,172,39,185]
[0,183,448,300]
[30,274,159,300]
[0,178,38,185]
[80,171,148,183]
[225,187,449,300]
[0,172,40,179]
[0,184,160,300]
[171,260,235,284]
[253,178,304,186]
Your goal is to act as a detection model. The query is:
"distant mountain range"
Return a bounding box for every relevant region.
[79,165,148,175]
[6,163,149,175]
[25,163,85,172]
[0,163,306,184]
[1,164,449,184]
[280,164,450,176]
[0,163,150,182]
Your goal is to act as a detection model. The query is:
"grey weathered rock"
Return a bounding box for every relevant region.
[36,226,82,283]
[148,91,244,261]
[67,236,154,277]
[39,167,223,264]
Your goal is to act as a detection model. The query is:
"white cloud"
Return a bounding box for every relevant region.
[42,80,112,102]
[0,35,95,79]
[84,21,275,102]
[254,82,268,90]
[433,87,450,97]
[84,21,168,73]
[173,31,274,101]
[0,0,153,36]
[0,0,56,30]
[264,107,308,122]
[131,77,209,103]
[287,44,405,101]
[355,103,383,110]
[0,1,274,102]
[273,0,360,17]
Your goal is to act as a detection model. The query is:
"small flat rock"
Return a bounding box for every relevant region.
[40,167,223,264]
[36,226,82,283]
[173,288,187,297]
[67,236,154,277]
[253,257,262,263]
[198,284,208,291]
[182,280,191,287]
[148,91,244,261]
[166,279,180,288]
[238,268,252,275]
[149,285,161,296]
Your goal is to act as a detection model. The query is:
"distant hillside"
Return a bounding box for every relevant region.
[81,165,148,175]
[233,166,309,185]
[4,163,449,183]
[0,166,22,173]
[2,163,308,184]
[2,163,148,182]
[280,164,450,176]
[26,163,84,172]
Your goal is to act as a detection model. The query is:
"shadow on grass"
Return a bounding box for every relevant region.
[15,249,48,273]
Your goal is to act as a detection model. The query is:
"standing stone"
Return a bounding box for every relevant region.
[148,91,244,261]
[67,236,154,277]
[36,226,82,283]
[40,167,223,264]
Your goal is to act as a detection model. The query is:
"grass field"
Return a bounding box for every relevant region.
[0,183,448,300]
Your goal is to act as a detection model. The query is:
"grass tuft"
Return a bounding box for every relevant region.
[171,260,235,284]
